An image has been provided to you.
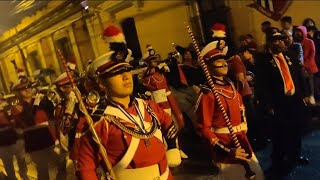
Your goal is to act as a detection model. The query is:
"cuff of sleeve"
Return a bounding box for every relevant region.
[214,141,231,153]
[211,138,220,145]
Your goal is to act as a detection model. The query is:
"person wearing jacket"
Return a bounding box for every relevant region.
[11,76,60,180]
[195,40,263,180]
[255,31,309,178]
[303,18,320,100]
[141,45,185,131]
[293,26,318,105]
[0,93,29,180]
[76,50,181,180]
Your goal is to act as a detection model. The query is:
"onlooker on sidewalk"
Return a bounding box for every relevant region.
[280,16,294,34]
[259,21,272,52]
[293,26,319,105]
[303,18,320,100]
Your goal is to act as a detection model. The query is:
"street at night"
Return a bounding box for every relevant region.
[2,110,320,180]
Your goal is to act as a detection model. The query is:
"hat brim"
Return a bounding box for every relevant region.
[12,82,37,91]
[272,35,286,40]
[99,63,133,77]
[144,55,159,63]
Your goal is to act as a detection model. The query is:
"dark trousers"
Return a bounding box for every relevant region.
[271,96,306,165]
[242,95,265,142]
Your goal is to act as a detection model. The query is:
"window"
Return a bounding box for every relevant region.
[28,50,42,71]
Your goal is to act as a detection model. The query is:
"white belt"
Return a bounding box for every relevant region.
[113,129,164,172]
[0,126,11,132]
[116,164,169,180]
[24,121,49,132]
[151,89,170,103]
[211,122,247,134]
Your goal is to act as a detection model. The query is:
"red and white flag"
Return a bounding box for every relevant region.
[248,0,293,21]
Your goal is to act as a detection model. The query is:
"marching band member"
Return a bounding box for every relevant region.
[11,76,60,180]
[0,92,29,180]
[195,41,264,180]
[141,45,185,130]
[141,46,188,159]
[53,72,82,179]
[77,50,181,180]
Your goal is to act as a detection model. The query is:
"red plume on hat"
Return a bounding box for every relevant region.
[211,23,226,38]
[102,25,126,43]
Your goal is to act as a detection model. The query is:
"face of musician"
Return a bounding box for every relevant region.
[147,58,158,68]
[269,39,286,54]
[104,71,133,98]
[183,51,192,61]
[19,88,33,99]
[281,22,292,31]
[209,59,228,77]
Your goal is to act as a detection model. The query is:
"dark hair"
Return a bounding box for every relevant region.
[281,16,292,24]
[238,45,250,54]
[302,18,318,30]
[246,34,253,39]
[239,34,254,41]
[109,42,127,52]
[261,21,271,26]
[265,27,282,43]
[265,27,280,38]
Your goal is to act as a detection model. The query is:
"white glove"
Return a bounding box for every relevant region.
[55,140,60,146]
[33,93,44,106]
[54,146,61,155]
[158,63,170,72]
[65,91,77,115]
[163,65,170,72]
[53,140,61,155]
[0,101,8,111]
[157,62,166,69]
[65,99,76,115]
[68,91,78,103]
[166,148,181,167]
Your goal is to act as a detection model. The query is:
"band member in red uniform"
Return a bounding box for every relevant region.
[77,50,181,180]
[54,72,76,148]
[0,92,29,180]
[11,76,60,180]
[141,45,185,130]
[195,41,264,180]
[54,72,82,178]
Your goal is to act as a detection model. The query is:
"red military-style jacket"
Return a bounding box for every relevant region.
[11,97,56,152]
[0,100,11,126]
[196,79,253,164]
[142,68,185,129]
[0,100,17,146]
[77,98,174,180]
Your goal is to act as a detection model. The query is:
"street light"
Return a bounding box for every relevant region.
[80,0,89,11]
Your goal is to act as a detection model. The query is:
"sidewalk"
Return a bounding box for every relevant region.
[0,154,76,180]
